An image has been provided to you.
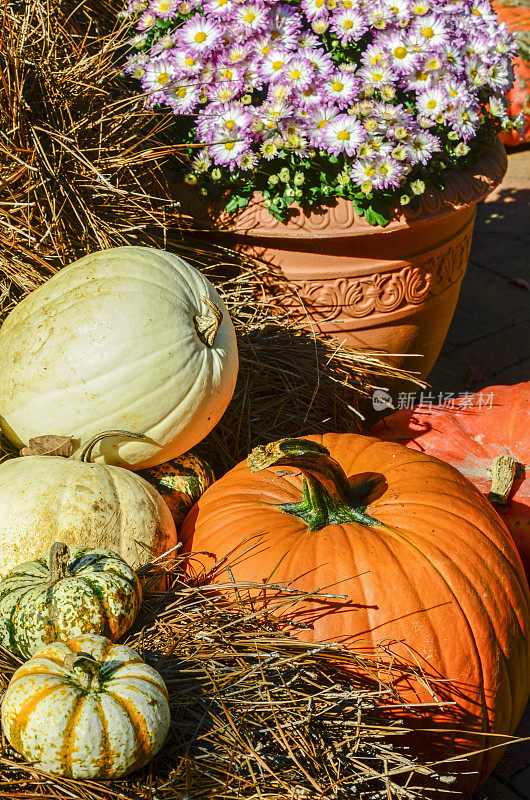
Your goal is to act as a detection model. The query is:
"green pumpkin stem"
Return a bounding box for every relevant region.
[49,542,71,583]
[194,295,223,347]
[488,454,518,506]
[247,438,379,532]
[64,652,102,690]
[74,430,146,463]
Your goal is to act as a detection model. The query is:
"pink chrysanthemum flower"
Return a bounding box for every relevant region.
[285,57,315,91]
[326,70,360,108]
[179,15,223,54]
[331,9,368,44]
[322,114,364,155]
[149,0,177,19]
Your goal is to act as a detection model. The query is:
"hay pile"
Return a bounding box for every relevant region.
[0,556,457,799]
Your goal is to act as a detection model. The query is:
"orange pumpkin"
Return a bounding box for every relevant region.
[180,434,530,798]
[372,383,530,583]
[493,0,530,146]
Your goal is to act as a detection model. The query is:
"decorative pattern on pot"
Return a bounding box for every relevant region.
[288,228,472,324]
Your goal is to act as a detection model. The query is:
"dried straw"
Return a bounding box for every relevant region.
[0,554,461,799]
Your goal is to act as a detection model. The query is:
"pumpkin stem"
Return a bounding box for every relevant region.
[64,652,102,691]
[48,542,71,584]
[488,454,519,506]
[74,430,146,463]
[194,295,223,347]
[248,438,380,532]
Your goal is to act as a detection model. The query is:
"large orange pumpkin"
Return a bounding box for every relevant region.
[180,434,530,798]
[372,383,530,583]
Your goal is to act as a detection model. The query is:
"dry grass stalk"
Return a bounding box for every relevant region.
[0,0,183,296]
[0,555,459,799]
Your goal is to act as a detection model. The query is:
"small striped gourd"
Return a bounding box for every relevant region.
[1,634,170,779]
[140,451,215,526]
[0,543,142,658]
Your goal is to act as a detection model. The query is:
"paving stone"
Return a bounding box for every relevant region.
[444,261,530,348]
[467,229,530,281]
[474,776,526,800]
[508,767,530,799]
[450,319,530,376]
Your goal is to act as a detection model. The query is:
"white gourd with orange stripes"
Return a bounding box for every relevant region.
[1,634,170,778]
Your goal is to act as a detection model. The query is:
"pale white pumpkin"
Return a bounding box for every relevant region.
[0,453,176,578]
[0,246,238,469]
[1,634,170,778]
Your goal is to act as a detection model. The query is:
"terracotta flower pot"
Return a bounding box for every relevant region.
[180,139,507,380]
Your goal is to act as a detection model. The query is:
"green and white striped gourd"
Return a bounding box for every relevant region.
[1,634,170,779]
[0,543,142,658]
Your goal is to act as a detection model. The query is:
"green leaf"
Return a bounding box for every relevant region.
[363,205,391,227]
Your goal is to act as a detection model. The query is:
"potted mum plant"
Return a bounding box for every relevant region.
[122,0,521,378]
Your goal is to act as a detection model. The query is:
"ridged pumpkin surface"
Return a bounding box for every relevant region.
[0,545,142,657]
[0,455,176,577]
[1,634,170,779]
[373,383,530,582]
[180,433,530,796]
[0,246,238,469]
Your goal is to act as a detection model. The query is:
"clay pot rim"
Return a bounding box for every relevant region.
[179,137,507,240]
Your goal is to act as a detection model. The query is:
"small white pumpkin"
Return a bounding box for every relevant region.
[0,246,238,469]
[0,437,176,578]
[1,634,170,778]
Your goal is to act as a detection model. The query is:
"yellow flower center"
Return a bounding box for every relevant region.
[157,72,171,85]
[427,99,436,109]
[449,88,457,96]
[316,0,324,6]
[380,165,389,174]
[342,0,353,6]
[332,81,344,91]
[337,130,350,140]
[262,45,270,54]
[194,31,207,43]
[390,5,399,11]
[318,119,329,128]
[224,142,236,151]
[244,11,255,21]
[365,166,374,176]
[271,29,281,39]
[372,73,382,81]
[225,120,236,131]
[222,69,233,79]
[185,57,195,66]
[304,87,314,96]
[343,19,353,29]
[393,46,407,59]
[177,87,187,98]
[422,26,434,38]
[416,70,428,81]
[291,69,301,79]
[160,1,169,9]
[272,60,284,71]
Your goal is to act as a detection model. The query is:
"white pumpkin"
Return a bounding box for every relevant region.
[0,450,176,578]
[0,246,238,469]
[1,634,170,778]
